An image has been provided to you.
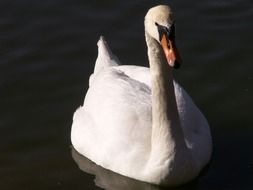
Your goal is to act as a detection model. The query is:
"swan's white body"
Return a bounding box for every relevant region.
[71,5,212,186]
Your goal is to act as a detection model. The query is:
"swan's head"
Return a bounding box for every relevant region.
[145,5,181,68]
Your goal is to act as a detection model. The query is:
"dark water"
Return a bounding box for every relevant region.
[0,0,252,189]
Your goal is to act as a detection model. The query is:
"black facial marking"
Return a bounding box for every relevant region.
[155,21,175,41]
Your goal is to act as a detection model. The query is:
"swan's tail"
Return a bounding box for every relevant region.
[94,36,121,74]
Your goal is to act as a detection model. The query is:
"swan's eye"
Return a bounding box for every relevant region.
[155,21,176,42]
[155,22,172,42]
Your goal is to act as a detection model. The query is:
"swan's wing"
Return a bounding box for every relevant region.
[89,36,121,86]
[94,36,121,74]
[109,66,211,154]
[114,65,151,87]
[72,67,152,171]
[174,82,212,168]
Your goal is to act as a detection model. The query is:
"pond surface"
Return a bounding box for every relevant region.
[0,0,252,189]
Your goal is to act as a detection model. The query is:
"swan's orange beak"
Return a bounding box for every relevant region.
[160,34,181,69]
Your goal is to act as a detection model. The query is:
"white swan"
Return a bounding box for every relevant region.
[71,5,212,186]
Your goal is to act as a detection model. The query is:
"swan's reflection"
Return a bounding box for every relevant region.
[71,147,197,190]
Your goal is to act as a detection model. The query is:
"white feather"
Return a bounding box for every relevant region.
[71,5,212,186]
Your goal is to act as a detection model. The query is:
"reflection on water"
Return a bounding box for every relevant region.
[71,147,198,190]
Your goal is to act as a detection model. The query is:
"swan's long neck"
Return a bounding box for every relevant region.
[145,33,187,166]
